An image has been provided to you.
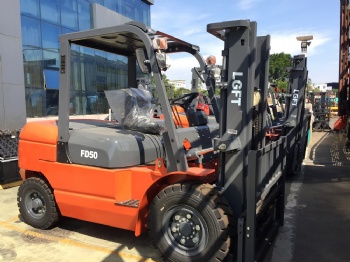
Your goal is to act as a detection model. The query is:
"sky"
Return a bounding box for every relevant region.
[151,0,340,88]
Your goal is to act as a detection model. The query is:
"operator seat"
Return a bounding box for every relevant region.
[186,108,208,126]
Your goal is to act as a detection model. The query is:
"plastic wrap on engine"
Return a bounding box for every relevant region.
[105,88,164,135]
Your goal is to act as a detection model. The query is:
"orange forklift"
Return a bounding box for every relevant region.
[17,20,305,261]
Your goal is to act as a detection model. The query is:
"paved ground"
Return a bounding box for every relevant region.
[294,130,350,262]
[0,186,161,261]
[1,118,350,262]
[270,125,350,262]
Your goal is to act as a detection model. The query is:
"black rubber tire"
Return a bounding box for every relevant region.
[148,183,232,262]
[17,177,59,229]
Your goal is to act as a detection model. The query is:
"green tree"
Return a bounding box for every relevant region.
[173,87,190,98]
[276,80,288,92]
[269,52,292,83]
[151,74,175,100]
[202,88,220,97]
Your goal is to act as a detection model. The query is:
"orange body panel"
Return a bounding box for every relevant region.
[197,103,210,116]
[160,106,190,128]
[19,120,216,236]
[334,116,347,131]
[20,120,58,144]
[37,161,166,233]
[160,104,210,128]
[18,121,58,171]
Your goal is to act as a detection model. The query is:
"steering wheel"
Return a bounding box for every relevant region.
[170,92,199,109]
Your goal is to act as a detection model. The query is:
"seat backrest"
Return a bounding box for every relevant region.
[186,108,208,126]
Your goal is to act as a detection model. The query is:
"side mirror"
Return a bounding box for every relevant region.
[135,48,151,74]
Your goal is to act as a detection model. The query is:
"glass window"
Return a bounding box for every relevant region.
[46,89,59,115]
[20,0,40,18]
[41,22,60,49]
[75,52,96,93]
[78,0,92,31]
[139,1,150,26]
[23,50,45,117]
[25,88,46,117]
[23,49,42,63]
[23,52,43,88]
[134,2,142,23]
[95,50,107,59]
[117,55,127,65]
[70,43,80,54]
[21,15,42,48]
[61,0,78,30]
[116,57,127,88]
[43,50,60,68]
[106,53,118,62]
[43,69,59,89]
[125,0,149,24]
[61,27,74,35]
[80,46,95,56]
[125,2,135,20]
[92,0,104,5]
[105,53,118,90]
[96,56,108,92]
[103,0,117,11]
[70,55,82,92]
[115,0,124,14]
[40,0,60,24]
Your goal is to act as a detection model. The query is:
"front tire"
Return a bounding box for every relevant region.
[17,177,59,229]
[148,183,232,262]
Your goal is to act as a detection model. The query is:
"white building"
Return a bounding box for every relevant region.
[312,83,332,92]
[168,80,186,89]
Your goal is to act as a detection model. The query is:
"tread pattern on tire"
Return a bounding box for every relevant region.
[148,183,234,262]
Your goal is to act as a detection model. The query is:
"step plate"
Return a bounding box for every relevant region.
[115,199,140,208]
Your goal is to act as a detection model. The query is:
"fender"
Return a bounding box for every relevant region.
[134,165,217,236]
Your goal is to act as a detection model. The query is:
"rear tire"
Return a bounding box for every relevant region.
[17,177,59,229]
[148,183,232,262]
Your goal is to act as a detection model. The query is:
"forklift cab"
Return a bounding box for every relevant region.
[57,21,218,171]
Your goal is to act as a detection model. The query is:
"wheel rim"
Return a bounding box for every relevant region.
[24,189,46,219]
[162,205,208,256]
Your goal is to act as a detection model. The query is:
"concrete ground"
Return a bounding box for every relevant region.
[1,117,350,262]
[270,120,350,262]
[0,186,161,261]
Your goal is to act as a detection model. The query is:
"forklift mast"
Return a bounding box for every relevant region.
[207,20,273,216]
[207,20,288,261]
[284,55,311,174]
[208,20,257,216]
[284,55,308,129]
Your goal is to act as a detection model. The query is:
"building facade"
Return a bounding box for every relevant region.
[312,83,333,92]
[168,80,186,90]
[20,0,153,118]
[0,0,26,130]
